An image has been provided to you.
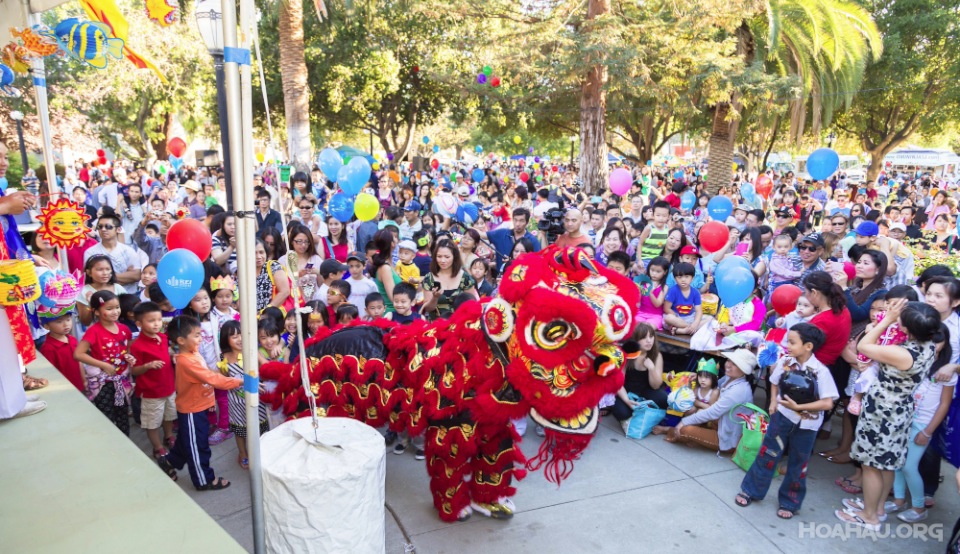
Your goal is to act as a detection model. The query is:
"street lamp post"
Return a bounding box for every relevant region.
[9,111,28,173]
[195,0,234,209]
[569,135,577,166]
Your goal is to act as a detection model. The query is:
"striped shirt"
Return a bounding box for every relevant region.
[640,225,669,261]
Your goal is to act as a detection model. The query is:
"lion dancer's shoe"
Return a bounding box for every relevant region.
[470,497,516,520]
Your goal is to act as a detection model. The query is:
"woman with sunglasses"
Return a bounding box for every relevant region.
[293,195,326,243]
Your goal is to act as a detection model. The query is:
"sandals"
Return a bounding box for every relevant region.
[847,398,862,416]
[152,447,169,459]
[834,477,863,495]
[734,492,752,507]
[22,374,48,391]
[777,508,795,520]
[197,477,231,491]
[834,509,880,531]
[157,456,178,481]
[165,436,176,449]
[826,454,852,464]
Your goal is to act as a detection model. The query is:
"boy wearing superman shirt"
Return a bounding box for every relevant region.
[663,262,703,335]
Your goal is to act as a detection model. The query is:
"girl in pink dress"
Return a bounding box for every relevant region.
[635,256,670,330]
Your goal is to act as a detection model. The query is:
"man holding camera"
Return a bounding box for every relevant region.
[479,207,541,267]
[553,208,592,250]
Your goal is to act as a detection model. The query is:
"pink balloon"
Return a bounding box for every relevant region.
[609,168,632,196]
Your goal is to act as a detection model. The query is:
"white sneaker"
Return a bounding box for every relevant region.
[12,400,46,419]
[25,394,39,402]
[897,508,928,523]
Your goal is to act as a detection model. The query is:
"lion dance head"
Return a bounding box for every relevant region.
[483,246,640,482]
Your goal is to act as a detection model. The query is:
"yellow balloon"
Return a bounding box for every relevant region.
[533,163,540,169]
[372,162,380,170]
[503,175,509,183]
[513,136,521,144]
[373,153,382,161]
[731,162,738,171]
[354,193,379,221]
[256,152,265,163]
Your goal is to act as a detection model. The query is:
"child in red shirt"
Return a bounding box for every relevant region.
[38,311,83,392]
[129,302,177,458]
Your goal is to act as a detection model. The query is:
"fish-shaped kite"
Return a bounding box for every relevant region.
[79,0,167,83]
[10,26,60,58]
[145,0,179,27]
[51,18,124,69]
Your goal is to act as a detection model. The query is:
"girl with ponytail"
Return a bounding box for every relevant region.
[802,271,852,366]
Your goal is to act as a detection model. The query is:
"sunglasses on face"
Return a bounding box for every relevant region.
[798,244,818,252]
[832,221,845,226]
[98,224,115,230]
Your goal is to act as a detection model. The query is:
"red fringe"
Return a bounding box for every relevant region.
[525,428,593,486]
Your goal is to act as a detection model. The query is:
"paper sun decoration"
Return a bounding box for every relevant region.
[37,199,92,249]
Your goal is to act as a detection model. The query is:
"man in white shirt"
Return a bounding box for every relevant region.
[399,201,422,240]
[84,212,142,294]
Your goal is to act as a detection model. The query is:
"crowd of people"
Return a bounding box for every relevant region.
[9,144,960,535]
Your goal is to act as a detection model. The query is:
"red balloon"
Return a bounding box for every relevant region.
[430,158,439,170]
[519,172,530,183]
[755,174,773,199]
[96,149,105,157]
[168,137,187,158]
[771,284,804,316]
[491,77,501,87]
[97,156,107,166]
[698,221,729,253]
[552,165,559,172]
[166,219,212,261]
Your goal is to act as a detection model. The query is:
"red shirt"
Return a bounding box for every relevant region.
[81,321,133,375]
[810,307,852,366]
[39,335,83,392]
[130,333,175,398]
[664,193,681,209]
[866,188,878,201]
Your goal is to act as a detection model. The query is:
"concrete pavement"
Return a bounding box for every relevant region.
[130,410,959,553]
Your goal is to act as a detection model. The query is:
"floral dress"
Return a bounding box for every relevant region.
[255,260,284,312]
[421,270,476,321]
[850,340,934,470]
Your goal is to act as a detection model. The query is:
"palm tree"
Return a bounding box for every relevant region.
[278,0,312,164]
[706,0,882,193]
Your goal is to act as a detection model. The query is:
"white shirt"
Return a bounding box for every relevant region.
[96,183,119,209]
[946,312,960,365]
[912,375,957,427]
[769,354,839,431]
[346,276,378,309]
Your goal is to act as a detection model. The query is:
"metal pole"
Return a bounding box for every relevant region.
[369,129,373,155]
[570,141,574,165]
[15,120,28,173]
[214,54,234,210]
[26,6,69,274]
[224,0,265,551]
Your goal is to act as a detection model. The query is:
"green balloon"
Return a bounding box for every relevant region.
[482,65,493,77]
[158,165,167,174]
[450,173,457,181]
[536,175,542,182]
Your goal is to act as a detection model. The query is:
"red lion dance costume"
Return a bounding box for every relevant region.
[262,247,639,522]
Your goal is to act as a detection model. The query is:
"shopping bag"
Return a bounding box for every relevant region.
[625,393,666,440]
[729,402,769,471]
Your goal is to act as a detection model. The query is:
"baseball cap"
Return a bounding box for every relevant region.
[775,207,793,218]
[457,185,470,197]
[398,240,417,252]
[404,201,422,212]
[799,232,824,248]
[888,222,907,232]
[346,251,367,264]
[319,258,348,275]
[679,245,701,257]
[855,221,879,237]
[734,204,748,213]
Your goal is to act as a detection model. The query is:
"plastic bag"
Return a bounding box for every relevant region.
[625,393,666,440]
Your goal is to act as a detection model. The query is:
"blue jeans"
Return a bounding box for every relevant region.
[893,422,929,509]
[740,411,817,512]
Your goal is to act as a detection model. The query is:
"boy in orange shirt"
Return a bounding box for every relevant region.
[157,316,242,491]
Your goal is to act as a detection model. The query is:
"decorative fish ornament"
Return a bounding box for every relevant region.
[79,0,167,83]
[0,63,20,97]
[145,0,179,27]
[51,18,124,69]
[10,26,60,58]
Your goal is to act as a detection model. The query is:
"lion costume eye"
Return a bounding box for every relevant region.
[601,296,632,342]
[529,319,581,351]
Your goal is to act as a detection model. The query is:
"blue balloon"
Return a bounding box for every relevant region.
[168,155,184,173]
[337,157,372,196]
[433,145,440,153]
[0,177,7,191]
[740,182,756,202]
[715,257,755,306]
[680,191,696,211]
[707,195,734,222]
[157,249,204,310]
[673,169,685,180]
[318,148,343,181]
[422,136,430,145]
[328,193,355,222]
[471,168,485,183]
[475,145,483,153]
[807,148,840,181]
[456,202,479,225]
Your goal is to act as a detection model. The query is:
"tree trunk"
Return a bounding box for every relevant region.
[579,0,610,195]
[865,144,900,182]
[706,103,737,194]
[279,0,312,165]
